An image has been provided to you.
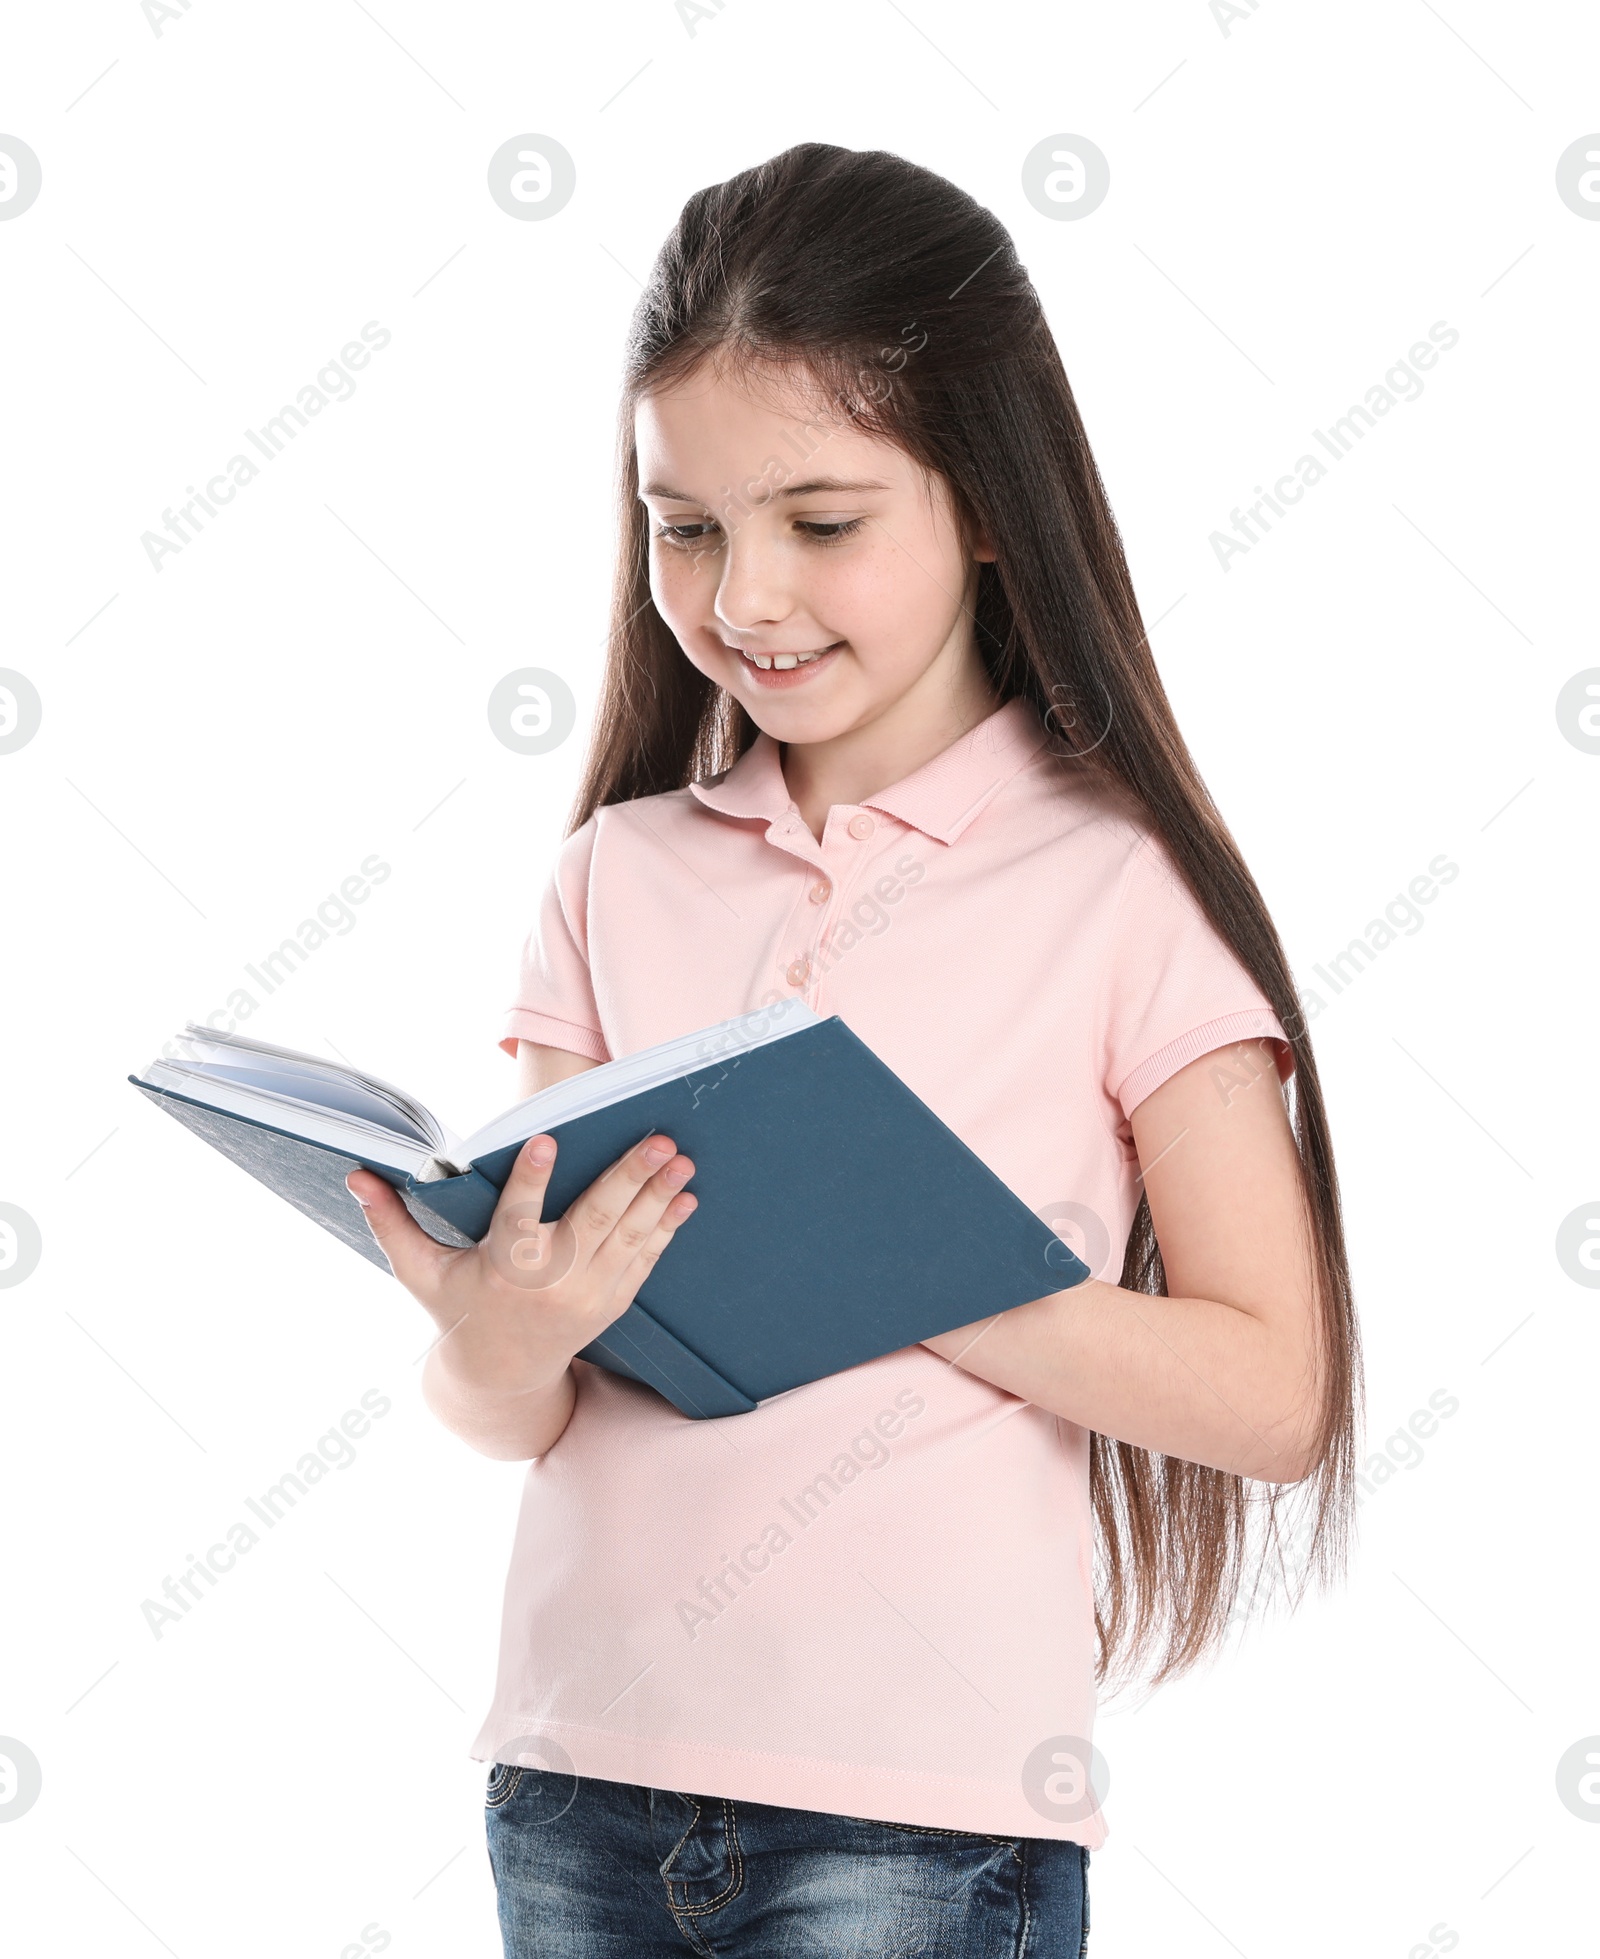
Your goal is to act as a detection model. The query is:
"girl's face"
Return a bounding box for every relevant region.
[634,359,994,744]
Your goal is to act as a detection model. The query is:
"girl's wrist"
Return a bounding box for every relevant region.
[422,1321,576,1407]
[420,1346,577,1460]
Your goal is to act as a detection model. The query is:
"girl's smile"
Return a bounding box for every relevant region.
[721,635,846,685]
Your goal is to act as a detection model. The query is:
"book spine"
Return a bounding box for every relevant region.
[580,1305,756,1420]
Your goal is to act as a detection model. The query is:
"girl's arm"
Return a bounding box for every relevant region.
[513,1040,605,1099]
[921,1038,1325,1484]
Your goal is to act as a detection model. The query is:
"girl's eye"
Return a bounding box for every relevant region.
[651,515,864,548]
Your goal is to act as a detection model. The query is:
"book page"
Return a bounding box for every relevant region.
[458,999,823,1164]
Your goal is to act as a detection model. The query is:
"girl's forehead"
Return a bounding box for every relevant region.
[635,369,908,481]
[636,358,825,434]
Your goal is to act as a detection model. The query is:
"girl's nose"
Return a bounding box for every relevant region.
[712,530,793,635]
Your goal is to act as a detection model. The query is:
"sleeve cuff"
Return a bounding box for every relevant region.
[498,1008,611,1064]
[1115,1008,1293,1119]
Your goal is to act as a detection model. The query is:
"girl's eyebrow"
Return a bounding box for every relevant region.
[639,476,892,502]
[775,477,892,499]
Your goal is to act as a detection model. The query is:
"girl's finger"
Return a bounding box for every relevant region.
[585,1159,696,1293]
[484,1135,564,1288]
[599,1190,698,1319]
[562,1135,684,1257]
[492,1133,560,1225]
[484,1133,681,1293]
[346,1169,449,1295]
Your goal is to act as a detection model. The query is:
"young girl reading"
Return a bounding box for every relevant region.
[347,143,1359,1957]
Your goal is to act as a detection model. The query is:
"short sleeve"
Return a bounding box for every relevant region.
[1100,831,1294,1121]
[498,816,611,1063]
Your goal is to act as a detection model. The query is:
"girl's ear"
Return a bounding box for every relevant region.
[970,523,997,564]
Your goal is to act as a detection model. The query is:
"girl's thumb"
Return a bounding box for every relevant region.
[346,1169,399,1242]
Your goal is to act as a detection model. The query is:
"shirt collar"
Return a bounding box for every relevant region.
[688,695,1051,846]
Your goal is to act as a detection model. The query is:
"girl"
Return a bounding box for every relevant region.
[348,143,1359,1957]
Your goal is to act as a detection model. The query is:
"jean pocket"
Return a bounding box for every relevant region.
[485,1762,525,1810]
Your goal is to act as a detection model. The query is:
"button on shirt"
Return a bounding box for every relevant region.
[473,694,1292,1844]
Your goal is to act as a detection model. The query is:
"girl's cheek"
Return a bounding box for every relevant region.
[839,555,963,668]
[650,550,705,628]
[820,551,909,634]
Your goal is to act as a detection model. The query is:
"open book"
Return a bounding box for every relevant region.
[130,1002,1090,1419]
[136,1003,821,1183]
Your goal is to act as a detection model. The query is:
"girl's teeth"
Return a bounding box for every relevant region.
[746,648,826,670]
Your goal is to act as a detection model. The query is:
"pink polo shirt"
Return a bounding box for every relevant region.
[470,694,1292,1844]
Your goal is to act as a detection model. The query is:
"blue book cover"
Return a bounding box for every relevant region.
[129,1012,1089,1419]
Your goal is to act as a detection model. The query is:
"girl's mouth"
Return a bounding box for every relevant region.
[728,640,845,688]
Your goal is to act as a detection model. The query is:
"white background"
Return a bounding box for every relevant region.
[2,1,1597,1952]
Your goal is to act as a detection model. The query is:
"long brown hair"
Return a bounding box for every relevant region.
[569,142,1361,1692]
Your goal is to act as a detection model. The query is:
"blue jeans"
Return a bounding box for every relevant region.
[485,1764,1090,1956]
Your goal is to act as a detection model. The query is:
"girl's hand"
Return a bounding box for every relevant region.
[345,1132,697,1418]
